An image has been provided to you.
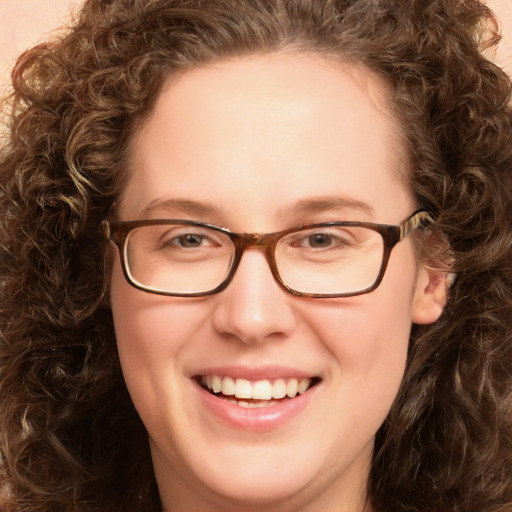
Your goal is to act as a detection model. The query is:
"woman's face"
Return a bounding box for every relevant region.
[110,54,445,512]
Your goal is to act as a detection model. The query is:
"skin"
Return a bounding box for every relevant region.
[110,53,447,512]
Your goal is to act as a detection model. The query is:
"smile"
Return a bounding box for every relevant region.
[199,375,319,407]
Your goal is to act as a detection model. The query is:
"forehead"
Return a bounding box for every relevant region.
[120,53,412,226]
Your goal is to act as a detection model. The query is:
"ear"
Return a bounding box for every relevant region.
[411,266,450,324]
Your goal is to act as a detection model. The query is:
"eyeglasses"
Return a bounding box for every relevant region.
[102,210,432,298]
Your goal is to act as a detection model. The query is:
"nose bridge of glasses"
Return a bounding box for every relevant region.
[234,232,276,250]
[231,232,280,278]
[246,232,264,245]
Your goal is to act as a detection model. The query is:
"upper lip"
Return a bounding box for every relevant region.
[191,365,319,381]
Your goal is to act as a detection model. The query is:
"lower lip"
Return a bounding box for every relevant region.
[196,382,316,431]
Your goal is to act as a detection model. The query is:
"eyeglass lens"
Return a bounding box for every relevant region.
[123,222,385,296]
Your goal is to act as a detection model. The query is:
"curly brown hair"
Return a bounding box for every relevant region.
[0,0,511,511]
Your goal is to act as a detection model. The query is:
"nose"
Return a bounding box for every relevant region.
[212,248,297,345]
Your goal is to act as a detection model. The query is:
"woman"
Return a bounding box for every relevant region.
[0,1,511,511]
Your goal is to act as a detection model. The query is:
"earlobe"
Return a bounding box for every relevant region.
[411,267,450,325]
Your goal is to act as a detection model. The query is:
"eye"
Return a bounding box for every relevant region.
[291,229,353,250]
[171,233,210,248]
[306,233,336,249]
[152,224,224,251]
[159,229,222,250]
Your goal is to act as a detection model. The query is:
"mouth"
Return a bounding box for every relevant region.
[196,375,321,408]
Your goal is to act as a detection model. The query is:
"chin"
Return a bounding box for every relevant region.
[199,470,312,511]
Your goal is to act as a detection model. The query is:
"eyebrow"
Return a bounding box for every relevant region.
[142,198,217,217]
[291,196,374,217]
[141,195,374,219]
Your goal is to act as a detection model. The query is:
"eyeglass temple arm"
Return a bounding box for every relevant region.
[400,211,434,239]
[101,220,111,240]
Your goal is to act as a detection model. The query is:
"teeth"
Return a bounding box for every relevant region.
[221,376,235,396]
[225,398,280,408]
[235,379,252,399]
[286,378,298,398]
[253,380,272,400]
[272,379,287,399]
[212,375,222,393]
[298,378,309,394]
[237,400,279,408]
[203,375,314,400]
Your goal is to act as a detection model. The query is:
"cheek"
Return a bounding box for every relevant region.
[109,261,202,410]
[110,259,202,349]
[290,287,414,474]
[300,255,417,409]
[306,280,413,358]
[305,297,411,393]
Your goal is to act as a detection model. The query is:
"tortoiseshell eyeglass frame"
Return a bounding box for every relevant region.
[101,210,433,298]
